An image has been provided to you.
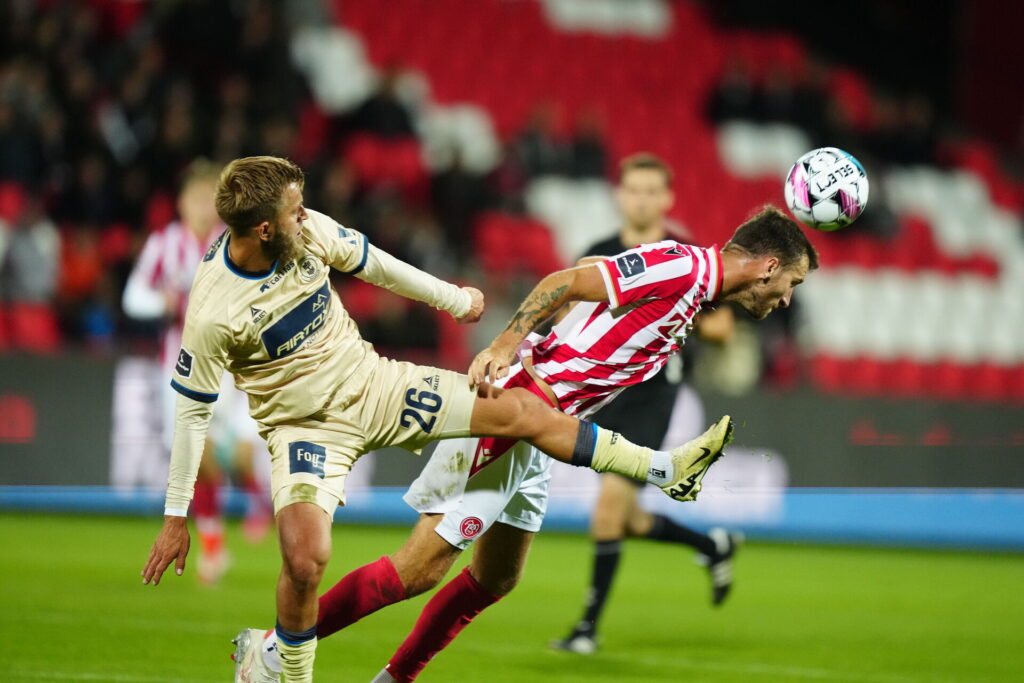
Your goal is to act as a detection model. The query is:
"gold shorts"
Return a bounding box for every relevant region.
[261,357,476,515]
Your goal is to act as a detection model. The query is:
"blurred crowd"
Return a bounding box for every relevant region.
[1,1,1016,380]
[0,1,618,358]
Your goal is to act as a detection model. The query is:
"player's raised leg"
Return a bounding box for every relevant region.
[467,383,733,500]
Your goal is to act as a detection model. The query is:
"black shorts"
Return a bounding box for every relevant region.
[590,380,679,488]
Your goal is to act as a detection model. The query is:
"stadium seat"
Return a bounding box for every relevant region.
[0,182,26,223]
[7,302,60,353]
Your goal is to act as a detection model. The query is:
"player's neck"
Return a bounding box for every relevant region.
[227,233,275,273]
[619,221,665,247]
[718,249,760,300]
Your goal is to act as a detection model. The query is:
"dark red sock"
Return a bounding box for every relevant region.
[241,471,262,496]
[316,556,406,638]
[192,477,221,519]
[386,567,501,682]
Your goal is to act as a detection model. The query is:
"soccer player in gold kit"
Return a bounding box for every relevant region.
[140,156,734,682]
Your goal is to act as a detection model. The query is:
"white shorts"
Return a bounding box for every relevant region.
[405,436,552,550]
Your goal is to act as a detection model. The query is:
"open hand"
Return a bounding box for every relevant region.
[468,344,516,387]
[141,516,190,586]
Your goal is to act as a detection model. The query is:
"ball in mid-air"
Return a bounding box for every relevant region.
[784,147,868,231]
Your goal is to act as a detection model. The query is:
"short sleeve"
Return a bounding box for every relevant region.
[302,208,370,274]
[593,241,701,308]
[170,314,228,403]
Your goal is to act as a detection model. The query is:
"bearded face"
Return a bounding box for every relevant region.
[263,223,304,264]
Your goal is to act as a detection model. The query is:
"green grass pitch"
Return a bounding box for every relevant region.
[1,513,1021,682]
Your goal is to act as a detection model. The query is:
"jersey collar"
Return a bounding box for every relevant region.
[223,235,279,280]
[707,244,724,302]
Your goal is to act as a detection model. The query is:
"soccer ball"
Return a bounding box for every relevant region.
[784,147,869,231]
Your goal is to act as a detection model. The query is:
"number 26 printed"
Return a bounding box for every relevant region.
[400,389,443,433]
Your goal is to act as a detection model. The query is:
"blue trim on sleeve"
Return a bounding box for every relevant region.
[223,235,278,280]
[170,379,218,403]
[340,234,369,275]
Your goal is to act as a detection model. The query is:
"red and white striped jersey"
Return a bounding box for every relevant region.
[528,240,722,418]
[122,221,221,371]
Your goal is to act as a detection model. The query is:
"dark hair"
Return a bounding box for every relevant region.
[619,152,673,186]
[724,205,819,270]
[215,156,305,234]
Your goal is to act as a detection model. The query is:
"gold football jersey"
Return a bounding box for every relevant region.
[170,209,377,424]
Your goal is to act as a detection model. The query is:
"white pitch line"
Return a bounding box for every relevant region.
[10,672,209,683]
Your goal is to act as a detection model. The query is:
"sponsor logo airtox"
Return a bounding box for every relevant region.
[260,283,333,360]
[259,261,295,292]
[298,255,319,283]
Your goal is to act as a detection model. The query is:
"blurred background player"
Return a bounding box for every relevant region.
[552,154,742,655]
[122,159,271,584]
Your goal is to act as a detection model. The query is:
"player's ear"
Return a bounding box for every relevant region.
[761,256,780,282]
[256,221,271,242]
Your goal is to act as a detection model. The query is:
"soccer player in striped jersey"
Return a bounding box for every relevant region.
[240,201,817,682]
[138,156,733,683]
[123,159,271,584]
[553,154,740,656]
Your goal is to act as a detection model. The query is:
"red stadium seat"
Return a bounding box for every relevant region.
[0,182,27,224]
[7,302,61,353]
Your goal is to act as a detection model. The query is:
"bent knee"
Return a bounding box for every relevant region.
[282,547,330,590]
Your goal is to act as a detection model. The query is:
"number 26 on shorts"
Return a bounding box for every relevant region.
[400,388,443,433]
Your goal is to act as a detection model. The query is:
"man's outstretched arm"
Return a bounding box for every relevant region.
[354,245,484,324]
[469,263,607,386]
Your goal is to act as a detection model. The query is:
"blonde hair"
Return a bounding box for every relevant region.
[215,156,305,234]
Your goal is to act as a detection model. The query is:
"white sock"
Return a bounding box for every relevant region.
[370,668,398,683]
[277,634,316,682]
[644,451,674,486]
[262,630,282,673]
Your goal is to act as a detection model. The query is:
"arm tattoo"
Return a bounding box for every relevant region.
[505,284,569,334]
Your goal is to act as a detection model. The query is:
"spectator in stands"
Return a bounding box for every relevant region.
[349,67,416,139]
[706,57,757,123]
[0,100,40,188]
[514,101,568,178]
[0,197,59,306]
[568,107,609,179]
[431,147,491,262]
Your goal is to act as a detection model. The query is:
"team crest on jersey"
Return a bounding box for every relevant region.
[459,517,484,539]
[298,255,319,283]
[615,253,647,278]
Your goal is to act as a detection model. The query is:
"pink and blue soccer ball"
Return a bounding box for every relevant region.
[784,147,869,231]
